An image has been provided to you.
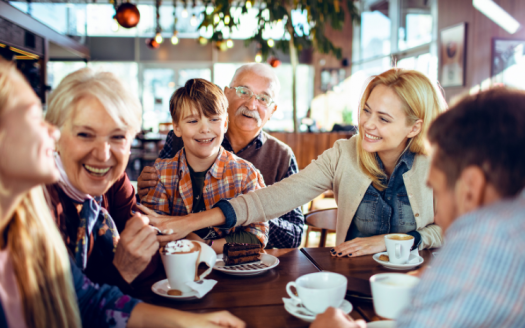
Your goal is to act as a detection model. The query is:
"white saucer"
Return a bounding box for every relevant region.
[151,279,207,300]
[283,299,353,323]
[367,321,396,328]
[373,252,424,270]
[214,253,279,276]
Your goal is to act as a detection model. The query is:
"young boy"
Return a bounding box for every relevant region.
[141,78,268,253]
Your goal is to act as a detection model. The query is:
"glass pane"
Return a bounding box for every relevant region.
[360,3,391,61]
[398,0,432,51]
[142,69,175,133]
[47,61,87,89]
[178,69,212,87]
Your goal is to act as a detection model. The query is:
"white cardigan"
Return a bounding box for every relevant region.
[229,136,443,249]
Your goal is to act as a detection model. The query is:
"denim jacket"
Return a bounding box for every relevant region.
[346,150,419,244]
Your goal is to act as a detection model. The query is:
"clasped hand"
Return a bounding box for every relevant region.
[331,234,387,258]
[136,204,192,244]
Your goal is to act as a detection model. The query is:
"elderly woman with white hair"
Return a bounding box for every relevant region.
[45,68,158,291]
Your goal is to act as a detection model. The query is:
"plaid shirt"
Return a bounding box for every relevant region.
[142,146,269,246]
[160,130,304,248]
[397,189,525,328]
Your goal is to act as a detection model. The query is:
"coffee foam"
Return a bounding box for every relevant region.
[163,240,196,254]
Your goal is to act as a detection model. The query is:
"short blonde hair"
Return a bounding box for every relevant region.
[357,68,447,190]
[46,68,142,134]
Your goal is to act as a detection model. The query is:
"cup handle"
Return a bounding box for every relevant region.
[395,243,401,258]
[286,282,302,303]
[196,259,213,281]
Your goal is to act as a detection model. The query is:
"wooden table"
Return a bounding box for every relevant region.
[135,249,365,327]
[300,247,434,321]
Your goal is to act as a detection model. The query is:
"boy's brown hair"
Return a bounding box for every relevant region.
[169,78,228,123]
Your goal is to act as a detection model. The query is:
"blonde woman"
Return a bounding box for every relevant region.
[144,68,447,257]
[0,59,244,327]
[44,68,158,291]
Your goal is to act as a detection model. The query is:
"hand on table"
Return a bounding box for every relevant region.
[331,235,386,258]
[136,204,193,244]
[310,307,366,328]
[137,166,158,199]
[113,213,159,283]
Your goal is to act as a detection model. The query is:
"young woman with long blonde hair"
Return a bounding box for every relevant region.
[0,59,244,327]
[145,68,447,257]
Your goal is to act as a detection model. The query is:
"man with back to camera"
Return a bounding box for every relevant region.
[311,88,525,328]
[137,63,304,249]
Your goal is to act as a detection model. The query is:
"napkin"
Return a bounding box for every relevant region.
[186,279,218,298]
[407,249,421,264]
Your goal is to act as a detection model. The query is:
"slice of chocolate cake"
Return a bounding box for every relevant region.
[223,243,261,266]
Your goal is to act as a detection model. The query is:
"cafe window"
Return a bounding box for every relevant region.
[353,0,438,80]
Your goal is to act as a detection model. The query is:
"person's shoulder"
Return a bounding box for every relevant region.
[154,149,183,171]
[223,149,258,172]
[448,196,525,242]
[261,131,295,157]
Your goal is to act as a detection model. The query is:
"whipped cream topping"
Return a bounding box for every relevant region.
[163,240,195,254]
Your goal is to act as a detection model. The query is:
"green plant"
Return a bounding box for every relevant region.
[199,0,360,132]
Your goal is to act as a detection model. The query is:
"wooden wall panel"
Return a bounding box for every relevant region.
[439,0,525,102]
[268,132,354,169]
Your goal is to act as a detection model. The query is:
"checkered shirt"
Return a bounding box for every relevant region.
[160,130,304,248]
[141,147,269,246]
[397,189,525,328]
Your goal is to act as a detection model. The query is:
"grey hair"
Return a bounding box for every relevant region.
[229,63,281,99]
[46,68,142,135]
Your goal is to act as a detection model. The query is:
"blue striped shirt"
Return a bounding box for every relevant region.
[397,190,525,328]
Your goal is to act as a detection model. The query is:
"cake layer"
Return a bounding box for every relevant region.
[224,249,260,257]
[223,243,261,252]
[224,254,261,266]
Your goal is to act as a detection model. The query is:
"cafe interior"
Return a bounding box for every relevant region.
[1,0,525,327]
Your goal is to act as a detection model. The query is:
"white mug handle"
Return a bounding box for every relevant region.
[286,282,302,304]
[395,243,401,259]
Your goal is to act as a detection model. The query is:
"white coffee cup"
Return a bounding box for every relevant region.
[160,240,217,293]
[285,272,347,314]
[384,234,414,264]
[370,273,419,319]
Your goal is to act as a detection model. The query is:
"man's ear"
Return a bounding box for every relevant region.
[270,104,278,117]
[173,122,182,137]
[407,119,423,139]
[455,166,486,216]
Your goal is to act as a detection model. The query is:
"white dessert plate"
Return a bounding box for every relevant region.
[366,321,396,328]
[283,299,353,323]
[151,279,209,300]
[214,253,279,276]
[373,252,424,270]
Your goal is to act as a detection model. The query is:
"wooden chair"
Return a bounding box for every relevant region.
[304,208,337,247]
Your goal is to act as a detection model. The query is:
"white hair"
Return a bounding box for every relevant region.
[46,68,142,135]
[229,63,281,99]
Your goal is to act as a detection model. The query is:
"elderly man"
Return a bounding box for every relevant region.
[311,88,525,328]
[137,63,304,248]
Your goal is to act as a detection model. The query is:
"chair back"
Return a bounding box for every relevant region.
[305,208,337,231]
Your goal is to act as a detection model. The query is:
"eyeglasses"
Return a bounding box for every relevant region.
[233,86,274,108]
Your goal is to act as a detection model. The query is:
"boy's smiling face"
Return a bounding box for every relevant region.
[173,105,228,172]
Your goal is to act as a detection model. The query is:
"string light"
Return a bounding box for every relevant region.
[246,0,252,9]
[267,38,274,47]
[255,51,262,63]
[190,14,198,26]
[155,32,163,44]
[171,31,179,45]
[213,14,220,24]
[182,8,188,18]
[226,38,234,48]
[224,15,230,24]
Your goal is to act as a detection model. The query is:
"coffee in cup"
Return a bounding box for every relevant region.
[285,272,347,314]
[370,273,419,319]
[160,240,217,294]
[384,234,414,264]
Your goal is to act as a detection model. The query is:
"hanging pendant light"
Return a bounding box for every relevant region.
[115,2,140,28]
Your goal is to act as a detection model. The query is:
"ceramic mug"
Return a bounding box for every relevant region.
[160,240,217,293]
[285,272,347,314]
[370,273,420,319]
[384,234,414,264]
